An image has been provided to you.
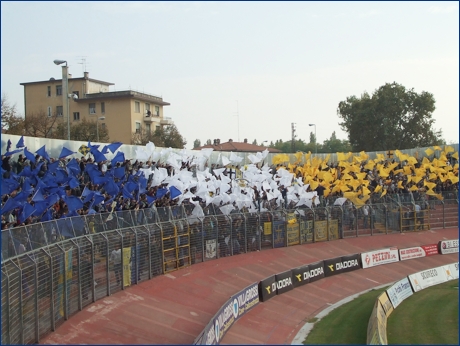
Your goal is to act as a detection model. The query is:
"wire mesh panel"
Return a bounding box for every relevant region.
[296,207,314,244]
[161,221,177,273]
[37,249,53,339]
[2,266,10,344]
[215,214,231,258]
[106,231,123,294]
[271,210,286,248]
[148,224,163,277]
[26,223,48,250]
[47,244,66,330]
[285,210,300,247]
[157,207,171,223]
[259,211,273,250]
[202,216,218,261]
[120,228,139,286]
[90,232,108,300]
[245,212,260,252]
[21,253,40,344]
[188,219,204,264]
[176,220,191,269]
[328,206,343,239]
[229,214,244,255]
[134,227,150,282]
[3,260,22,344]
[342,203,358,238]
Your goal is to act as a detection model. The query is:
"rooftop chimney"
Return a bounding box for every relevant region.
[84,72,89,79]
[229,139,233,142]
[244,138,247,143]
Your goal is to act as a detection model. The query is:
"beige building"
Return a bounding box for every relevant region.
[20,71,171,144]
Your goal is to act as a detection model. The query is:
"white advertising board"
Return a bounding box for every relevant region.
[439,239,459,255]
[361,247,399,269]
[443,262,459,281]
[386,277,414,309]
[408,265,448,292]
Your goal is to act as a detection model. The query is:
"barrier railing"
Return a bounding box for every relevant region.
[1,199,458,344]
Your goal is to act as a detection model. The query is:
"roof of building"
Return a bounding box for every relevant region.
[194,140,281,153]
[79,90,170,105]
[20,76,115,86]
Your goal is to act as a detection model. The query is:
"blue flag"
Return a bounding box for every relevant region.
[36,145,51,161]
[90,147,106,163]
[24,147,36,164]
[169,186,182,200]
[111,151,125,166]
[64,195,83,212]
[5,148,23,157]
[59,147,75,159]
[16,136,25,148]
[19,203,36,224]
[107,142,123,154]
[32,188,46,202]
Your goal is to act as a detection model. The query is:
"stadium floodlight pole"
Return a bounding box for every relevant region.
[309,124,317,155]
[97,116,106,142]
[54,59,70,141]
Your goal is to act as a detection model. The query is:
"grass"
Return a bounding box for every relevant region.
[303,281,459,345]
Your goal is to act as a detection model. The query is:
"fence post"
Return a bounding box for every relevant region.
[3,266,11,345]
[55,244,69,321]
[28,253,40,343]
[10,260,24,344]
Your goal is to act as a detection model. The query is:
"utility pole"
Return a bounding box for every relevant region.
[291,123,296,153]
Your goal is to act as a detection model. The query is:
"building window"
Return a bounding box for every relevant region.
[89,103,96,114]
[56,106,63,116]
[101,102,105,114]
[47,106,52,117]
[73,112,80,121]
[145,103,150,115]
[135,101,140,113]
[135,122,141,133]
[73,91,79,98]
[146,123,151,134]
[47,86,51,97]
[155,105,160,116]
[56,85,62,96]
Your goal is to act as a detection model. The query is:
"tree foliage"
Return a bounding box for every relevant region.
[132,124,186,148]
[53,118,110,142]
[337,82,444,151]
[193,139,201,148]
[23,111,60,138]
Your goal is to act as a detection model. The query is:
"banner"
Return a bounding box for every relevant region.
[123,247,132,287]
[328,219,339,240]
[206,239,217,259]
[273,221,285,248]
[324,254,361,277]
[275,270,294,295]
[314,220,328,242]
[200,282,260,345]
[442,262,459,281]
[408,265,448,292]
[300,219,313,243]
[377,291,394,317]
[438,239,459,254]
[258,275,277,302]
[361,247,399,269]
[399,244,438,261]
[307,261,324,283]
[286,222,300,246]
[263,222,272,235]
[386,277,413,309]
[292,264,310,288]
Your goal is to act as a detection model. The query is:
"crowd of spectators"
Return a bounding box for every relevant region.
[1,143,458,234]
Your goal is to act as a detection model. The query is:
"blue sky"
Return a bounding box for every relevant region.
[1,1,458,148]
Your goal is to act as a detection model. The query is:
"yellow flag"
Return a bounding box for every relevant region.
[444,145,455,153]
[424,148,434,156]
[433,145,442,150]
[452,152,458,160]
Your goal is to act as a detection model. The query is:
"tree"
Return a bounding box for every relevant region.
[1,93,24,135]
[131,124,186,148]
[321,131,351,153]
[23,111,60,138]
[206,139,212,145]
[193,139,201,148]
[55,118,110,142]
[337,82,444,151]
[252,139,258,145]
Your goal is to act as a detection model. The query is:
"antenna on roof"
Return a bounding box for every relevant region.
[77,56,88,74]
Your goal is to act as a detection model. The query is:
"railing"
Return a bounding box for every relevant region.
[1,198,458,344]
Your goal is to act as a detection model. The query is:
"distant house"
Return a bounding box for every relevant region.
[194,138,281,153]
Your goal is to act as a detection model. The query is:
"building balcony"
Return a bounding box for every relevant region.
[160,117,173,126]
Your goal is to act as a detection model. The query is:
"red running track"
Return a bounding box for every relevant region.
[40,228,459,345]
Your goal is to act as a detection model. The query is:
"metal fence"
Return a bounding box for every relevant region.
[1,194,458,345]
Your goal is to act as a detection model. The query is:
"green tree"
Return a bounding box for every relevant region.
[193,139,201,148]
[337,82,444,151]
[56,118,110,142]
[322,131,352,153]
[23,111,60,138]
[206,139,212,145]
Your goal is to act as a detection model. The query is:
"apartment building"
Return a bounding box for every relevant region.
[20,71,171,144]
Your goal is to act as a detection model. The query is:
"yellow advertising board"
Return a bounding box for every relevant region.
[264,222,272,235]
[377,292,394,317]
[314,220,328,242]
[123,247,132,287]
[286,223,300,246]
[328,219,339,240]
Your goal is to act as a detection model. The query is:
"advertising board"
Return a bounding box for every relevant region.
[361,247,399,268]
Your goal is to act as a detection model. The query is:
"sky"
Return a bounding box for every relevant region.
[1,1,459,149]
